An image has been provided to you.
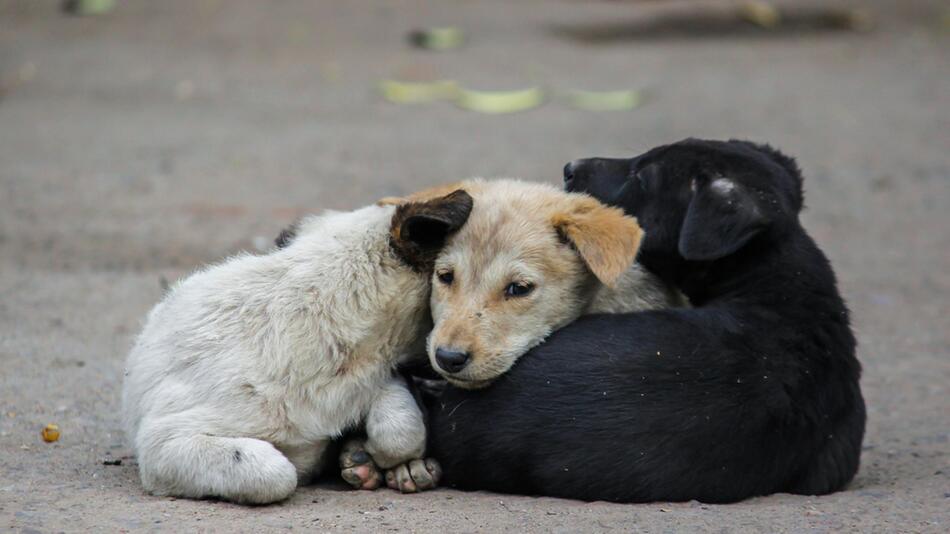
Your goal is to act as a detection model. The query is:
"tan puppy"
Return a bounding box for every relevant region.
[426,178,678,388]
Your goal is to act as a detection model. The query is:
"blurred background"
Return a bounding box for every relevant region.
[1,0,948,531]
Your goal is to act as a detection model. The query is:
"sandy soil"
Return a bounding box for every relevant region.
[1,0,947,531]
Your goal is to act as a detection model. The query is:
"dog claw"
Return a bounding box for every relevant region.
[409,459,434,487]
[386,458,442,493]
[424,458,443,483]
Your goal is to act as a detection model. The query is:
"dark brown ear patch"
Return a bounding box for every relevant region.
[390,189,473,271]
[274,221,300,249]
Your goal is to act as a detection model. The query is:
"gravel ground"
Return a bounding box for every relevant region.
[1,0,947,532]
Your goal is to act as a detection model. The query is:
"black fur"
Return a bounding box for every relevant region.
[424,139,865,503]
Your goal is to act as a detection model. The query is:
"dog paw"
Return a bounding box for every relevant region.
[339,439,383,490]
[385,458,442,493]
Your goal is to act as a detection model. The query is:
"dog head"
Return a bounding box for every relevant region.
[564,138,803,271]
[426,179,643,388]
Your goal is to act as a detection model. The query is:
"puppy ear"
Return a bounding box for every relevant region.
[553,196,643,286]
[678,176,768,261]
[729,139,804,212]
[390,189,473,270]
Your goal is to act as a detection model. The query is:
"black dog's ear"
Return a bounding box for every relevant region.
[678,176,768,261]
[730,139,804,212]
[390,189,473,270]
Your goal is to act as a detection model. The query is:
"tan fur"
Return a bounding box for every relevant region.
[552,197,643,286]
[426,178,679,388]
[377,181,468,207]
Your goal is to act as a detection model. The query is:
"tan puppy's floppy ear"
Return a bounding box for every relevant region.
[377,181,468,207]
[552,196,643,287]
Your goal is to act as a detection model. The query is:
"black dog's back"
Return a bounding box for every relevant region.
[425,139,864,503]
[429,306,863,502]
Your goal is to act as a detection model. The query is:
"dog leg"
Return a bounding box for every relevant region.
[364,375,426,468]
[135,415,298,504]
[363,375,441,492]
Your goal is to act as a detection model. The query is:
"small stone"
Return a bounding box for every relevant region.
[41,424,60,443]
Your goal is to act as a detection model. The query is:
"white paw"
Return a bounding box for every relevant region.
[140,436,299,505]
[231,439,298,504]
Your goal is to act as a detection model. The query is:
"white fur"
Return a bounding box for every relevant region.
[122,204,429,504]
[709,177,736,195]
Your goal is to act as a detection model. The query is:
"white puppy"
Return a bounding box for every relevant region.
[122,190,473,504]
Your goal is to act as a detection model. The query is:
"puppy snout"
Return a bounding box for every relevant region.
[563,161,578,190]
[435,347,470,374]
[564,159,595,192]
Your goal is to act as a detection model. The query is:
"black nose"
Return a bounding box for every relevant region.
[564,160,585,191]
[435,348,470,374]
[563,161,576,187]
[563,162,575,182]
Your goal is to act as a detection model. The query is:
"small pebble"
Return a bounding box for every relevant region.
[41,424,60,443]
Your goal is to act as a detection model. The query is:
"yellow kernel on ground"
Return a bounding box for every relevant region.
[42,424,60,443]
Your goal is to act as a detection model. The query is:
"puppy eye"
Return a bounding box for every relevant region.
[504,282,534,298]
[437,270,454,285]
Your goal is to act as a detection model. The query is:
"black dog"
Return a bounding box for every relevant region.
[423,139,865,503]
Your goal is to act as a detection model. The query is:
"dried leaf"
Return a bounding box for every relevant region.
[738,1,781,29]
[379,80,459,104]
[408,27,464,51]
[456,87,544,114]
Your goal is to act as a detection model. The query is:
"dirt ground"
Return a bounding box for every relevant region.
[1,0,947,532]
